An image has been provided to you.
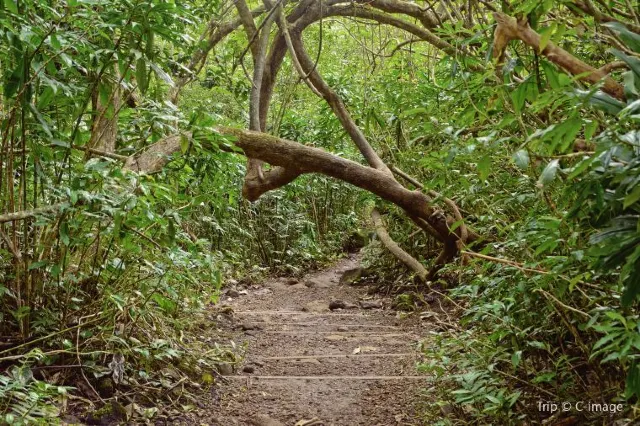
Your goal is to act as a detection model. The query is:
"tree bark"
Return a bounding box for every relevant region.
[371,208,428,281]
[88,69,121,153]
[289,32,391,173]
[124,128,459,248]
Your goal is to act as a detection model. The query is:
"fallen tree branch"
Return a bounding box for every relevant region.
[245,0,278,186]
[598,60,628,74]
[124,128,459,251]
[371,208,428,282]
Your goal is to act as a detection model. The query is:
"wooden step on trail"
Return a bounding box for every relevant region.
[261,330,412,336]
[258,353,414,360]
[243,322,400,329]
[233,310,376,316]
[225,375,430,380]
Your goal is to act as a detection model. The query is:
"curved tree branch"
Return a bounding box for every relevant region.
[493,12,626,100]
[572,0,640,34]
[290,31,391,173]
[372,208,428,282]
[124,128,457,248]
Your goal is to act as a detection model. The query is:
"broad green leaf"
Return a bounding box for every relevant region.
[621,249,640,307]
[400,107,427,118]
[4,0,18,14]
[59,222,70,246]
[150,62,174,87]
[542,61,560,89]
[610,49,640,84]
[512,149,529,169]
[538,159,559,186]
[625,362,640,398]
[593,332,620,350]
[145,30,155,59]
[623,71,639,99]
[28,261,47,271]
[539,24,555,53]
[578,90,625,115]
[604,22,640,53]
[477,154,491,181]
[180,135,189,154]
[624,185,640,209]
[136,58,148,94]
[511,350,522,369]
[584,120,598,141]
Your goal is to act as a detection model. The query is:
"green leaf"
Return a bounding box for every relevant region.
[538,159,559,186]
[512,149,529,169]
[578,90,625,115]
[584,120,598,141]
[28,103,52,138]
[4,63,24,98]
[59,222,70,246]
[180,135,190,154]
[625,362,640,398]
[145,30,155,59]
[623,71,639,99]
[511,82,527,113]
[28,261,47,271]
[150,62,174,87]
[624,185,640,210]
[542,61,560,89]
[4,0,18,14]
[603,23,640,53]
[167,219,176,244]
[136,58,148,94]
[511,350,522,369]
[38,86,56,109]
[50,34,61,50]
[593,332,620,350]
[477,154,491,181]
[621,249,640,307]
[400,107,427,118]
[610,49,640,84]
[539,24,555,53]
[605,311,627,327]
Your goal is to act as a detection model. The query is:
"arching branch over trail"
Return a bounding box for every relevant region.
[124,128,472,263]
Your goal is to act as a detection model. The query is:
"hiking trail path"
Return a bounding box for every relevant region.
[187,254,431,426]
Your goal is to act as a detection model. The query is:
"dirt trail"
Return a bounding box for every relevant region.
[190,254,430,426]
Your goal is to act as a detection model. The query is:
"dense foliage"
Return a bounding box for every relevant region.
[0,0,639,424]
